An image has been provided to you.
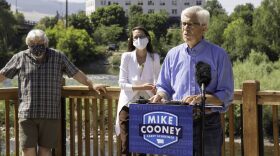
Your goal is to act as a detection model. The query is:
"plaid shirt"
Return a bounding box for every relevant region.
[0,48,79,119]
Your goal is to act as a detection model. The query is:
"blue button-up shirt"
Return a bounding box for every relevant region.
[157,39,234,112]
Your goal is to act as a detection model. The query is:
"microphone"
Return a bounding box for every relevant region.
[195,61,211,88]
[195,61,212,156]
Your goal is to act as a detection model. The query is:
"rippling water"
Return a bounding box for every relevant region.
[0,74,119,88]
[66,74,119,87]
[0,65,120,87]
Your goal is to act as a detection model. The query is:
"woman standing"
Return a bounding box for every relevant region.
[115,26,161,156]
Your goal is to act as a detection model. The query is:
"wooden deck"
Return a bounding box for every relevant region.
[1,80,280,156]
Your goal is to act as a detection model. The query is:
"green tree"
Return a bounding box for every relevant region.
[128,5,143,15]
[205,14,229,46]
[0,0,16,55]
[10,12,26,50]
[14,12,25,25]
[0,0,9,9]
[68,11,93,35]
[128,12,168,40]
[35,16,59,30]
[146,12,169,40]
[165,28,183,46]
[159,28,183,58]
[128,14,147,30]
[46,21,97,65]
[90,4,127,30]
[230,3,255,26]
[222,18,253,61]
[128,5,144,29]
[233,50,280,90]
[204,0,227,17]
[92,24,124,44]
[253,0,280,61]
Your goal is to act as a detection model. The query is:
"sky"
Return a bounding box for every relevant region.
[6,0,263,21]
[218,0,263,14]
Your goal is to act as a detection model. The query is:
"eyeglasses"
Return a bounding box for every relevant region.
[181,22,201,28]
[133,35,146,40]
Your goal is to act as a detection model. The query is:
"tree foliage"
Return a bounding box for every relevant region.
[205,14,229,46]
[128,5,144,29]
[90,4,127,30]
[35,16,59,30]
[68,11,92,35]
[128,11,168,40]
[92,24,124,44]
[45,21,97,65]
[0,0,10,9]
[165,29,183,46]
[222,18,253,61]
[230,3,255,26]
[0,0,17,55]
[233,50,280,90]
[204,0,227,17]
[253,0,280,61]
[129,5,143,16]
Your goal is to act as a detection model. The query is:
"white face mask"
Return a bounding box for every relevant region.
[133,37,149,50]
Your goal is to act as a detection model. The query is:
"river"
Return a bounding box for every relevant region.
[0,65,120,88]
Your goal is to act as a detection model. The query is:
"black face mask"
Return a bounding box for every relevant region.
[29,44,46,57]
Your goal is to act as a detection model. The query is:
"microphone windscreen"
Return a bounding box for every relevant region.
[195,61,211,87]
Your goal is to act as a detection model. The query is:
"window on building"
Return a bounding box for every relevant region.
[125,1,131,5]
[172,0,177,5]
[172,9,177,15]
[138,0,143,5]
[196,0,202,5]
[160,0,165,5]
[101,0,106,5]
[148,9,154,13]
[148,0,154,5]
[184,2,190,5]
[108,1,111,5]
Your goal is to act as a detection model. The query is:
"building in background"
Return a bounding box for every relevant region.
[85,0,205,17]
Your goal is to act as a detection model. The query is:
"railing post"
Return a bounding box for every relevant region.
[5,100,10,156]
[242,80,260,156]
[54,78,66,156]
[61,78,66,156]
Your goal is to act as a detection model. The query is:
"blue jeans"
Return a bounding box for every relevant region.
[193,112,223,156]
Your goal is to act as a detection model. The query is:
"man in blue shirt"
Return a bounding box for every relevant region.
[151,6,234,156]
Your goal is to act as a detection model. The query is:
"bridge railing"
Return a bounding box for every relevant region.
[1,80,280,156]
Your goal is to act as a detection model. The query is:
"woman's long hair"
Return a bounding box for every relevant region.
[127,26,154,53]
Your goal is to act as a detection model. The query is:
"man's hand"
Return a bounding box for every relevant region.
[182,95,201,105]
[92,84,109,94]
[149,92,168,103]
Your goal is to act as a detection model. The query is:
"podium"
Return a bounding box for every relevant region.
[129,104,193,156]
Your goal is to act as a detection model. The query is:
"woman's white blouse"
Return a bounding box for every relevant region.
[115,50,161,135]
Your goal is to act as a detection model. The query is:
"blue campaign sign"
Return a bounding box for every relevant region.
[129,104,193,156]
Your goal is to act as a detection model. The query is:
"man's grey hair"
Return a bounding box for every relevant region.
[25,29,49,47]
[181,6,210,28]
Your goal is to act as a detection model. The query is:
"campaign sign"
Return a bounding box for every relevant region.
[129,104,193,156]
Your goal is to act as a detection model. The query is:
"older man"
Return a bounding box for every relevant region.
[151,6,234,156]
[0,29,108,156]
